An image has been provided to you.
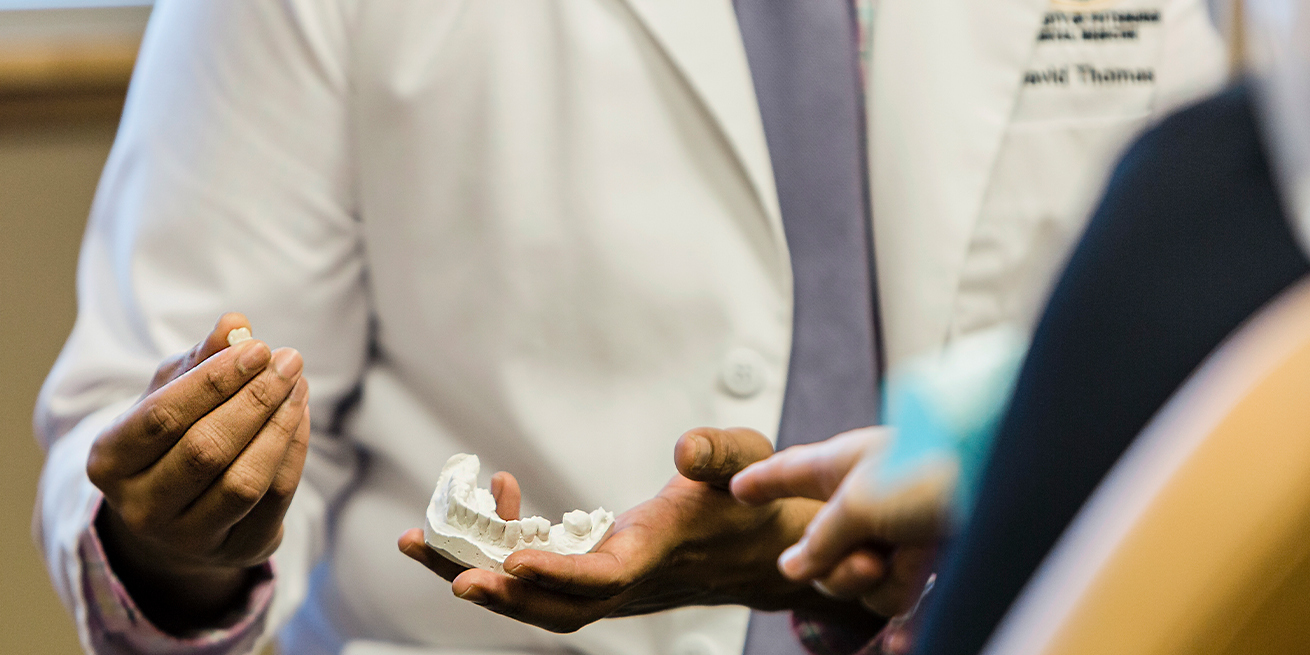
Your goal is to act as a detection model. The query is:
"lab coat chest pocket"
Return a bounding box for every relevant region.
[1013,0,1165,124]
[948,0,1173,337]
[951,1,1170,338]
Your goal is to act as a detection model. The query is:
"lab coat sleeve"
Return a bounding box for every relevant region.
[32,0,365,652]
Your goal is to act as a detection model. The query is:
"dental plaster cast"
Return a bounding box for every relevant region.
[424,454,615,573]
[227,327,253,347]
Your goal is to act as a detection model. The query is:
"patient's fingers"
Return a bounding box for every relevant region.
[778,489,869,581]
[731,427,889,505]
[858,546,936,618]
[810,549,887,599]
[778,456,954,583]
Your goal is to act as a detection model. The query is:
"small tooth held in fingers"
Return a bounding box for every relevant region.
[226,327,253,347]
[563,510,591,537]
[503,520,522,546]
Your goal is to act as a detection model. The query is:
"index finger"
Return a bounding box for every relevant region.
[730,427,889,505]
[145,313,253,395]
[92,338,272,478]
[501,521,662,599]
[399,528,469,582]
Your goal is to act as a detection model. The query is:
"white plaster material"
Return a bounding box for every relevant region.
[424,454,615,573]
[226,327,253,347]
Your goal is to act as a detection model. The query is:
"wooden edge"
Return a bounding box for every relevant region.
[0,38,138,96]
[0,38,139,122]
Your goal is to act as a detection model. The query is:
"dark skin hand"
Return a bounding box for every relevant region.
[399,427,878,634]
[88,313,310,634]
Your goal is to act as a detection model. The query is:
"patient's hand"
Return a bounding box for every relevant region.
[732,427,945,616]
[399,427,872,633]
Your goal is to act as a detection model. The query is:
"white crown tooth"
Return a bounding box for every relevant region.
[563,510,591,537]
[226,327,252,346]
[476,511,492,534]
[446,500,459,525]
[488,518,506,541]
[504,520,522,545]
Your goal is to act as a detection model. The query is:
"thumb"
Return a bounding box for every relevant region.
[675,427,775,488]
[146,313,253,394]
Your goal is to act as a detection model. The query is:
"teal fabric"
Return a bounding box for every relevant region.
[877,327,1028,521]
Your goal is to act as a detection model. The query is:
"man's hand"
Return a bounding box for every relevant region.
[87,313,310,633]
[732,427,943,616]
[399,427,871,634]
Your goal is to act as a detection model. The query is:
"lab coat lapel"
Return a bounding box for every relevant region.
[620,0,785,242]
[869,0,1047,368]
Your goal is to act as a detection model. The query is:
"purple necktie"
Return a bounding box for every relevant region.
[733,0,882,653]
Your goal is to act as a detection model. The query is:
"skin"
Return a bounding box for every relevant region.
[88,314,923,635]
[732,427,945,616]
[399,427,877,633]
[87,313,310,634]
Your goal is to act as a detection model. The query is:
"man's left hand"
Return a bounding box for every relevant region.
[399,427,872,633]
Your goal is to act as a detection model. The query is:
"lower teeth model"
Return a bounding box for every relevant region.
[424,454,616,573]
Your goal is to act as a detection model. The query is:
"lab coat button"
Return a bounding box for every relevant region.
[673,633,720,655]
[720,347,767,398]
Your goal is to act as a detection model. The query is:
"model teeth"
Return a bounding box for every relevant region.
[563,510,591,537]
[531,516,552,542]
[424,454,617,573]
[504,520,522,546]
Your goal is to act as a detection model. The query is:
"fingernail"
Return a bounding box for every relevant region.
[689,434,711,472]
[812,579,837,598]
[271,348,303,379]
[455,584,488,606]
[779,543,806,578]
[506,564,536,582]
[291,377,309,403]
[237,341,271,375]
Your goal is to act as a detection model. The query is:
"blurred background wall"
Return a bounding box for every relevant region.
[0,5,148,653]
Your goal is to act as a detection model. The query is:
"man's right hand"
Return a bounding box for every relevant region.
[86,313,310,633]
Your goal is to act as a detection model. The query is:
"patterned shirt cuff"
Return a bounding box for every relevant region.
[79,498,275,654]
[792,612,885,655]
[791,573,936,655]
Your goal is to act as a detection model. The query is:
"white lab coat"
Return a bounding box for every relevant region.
[34,1,1225,654]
